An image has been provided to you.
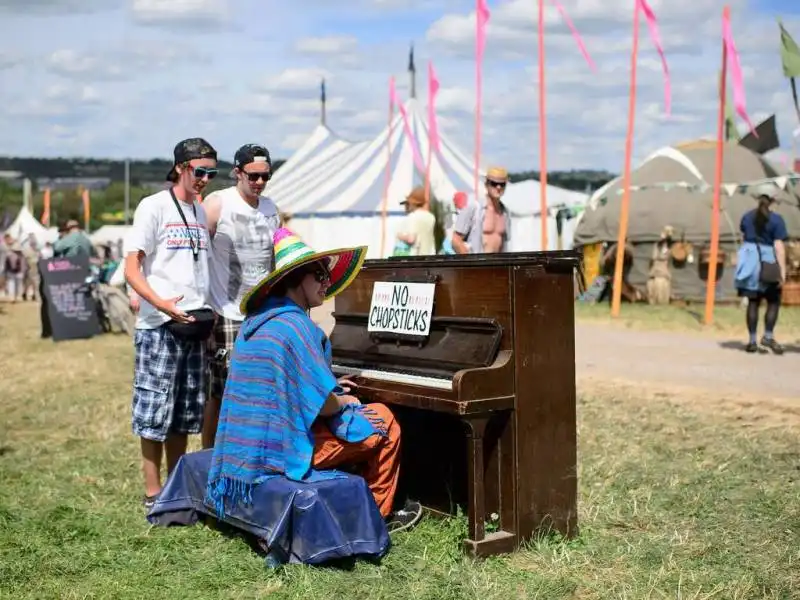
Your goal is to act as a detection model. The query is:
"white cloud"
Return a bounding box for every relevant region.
[0,0,108,14]
[260,68,330,94]
[130,0,230,27]
[295,35,358,55]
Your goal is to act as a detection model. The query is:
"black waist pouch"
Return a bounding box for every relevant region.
[165,308,216,342]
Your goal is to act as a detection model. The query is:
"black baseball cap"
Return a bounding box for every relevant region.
[231,143,271,177]
[166,137,218,181]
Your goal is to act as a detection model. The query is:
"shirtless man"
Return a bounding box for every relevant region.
[452,166,511,254]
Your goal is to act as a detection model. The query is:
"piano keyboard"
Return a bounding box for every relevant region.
[332,364,453,390]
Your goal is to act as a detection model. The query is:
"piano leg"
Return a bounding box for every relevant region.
[462,415,517,558]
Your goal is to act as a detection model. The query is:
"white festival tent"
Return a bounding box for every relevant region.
[3,206,59,245]
[265,98,586,256]
[501,180,588,251]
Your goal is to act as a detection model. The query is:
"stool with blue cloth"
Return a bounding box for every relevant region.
[147,449,391,567]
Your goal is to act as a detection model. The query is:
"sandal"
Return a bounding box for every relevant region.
[143,494,158,510]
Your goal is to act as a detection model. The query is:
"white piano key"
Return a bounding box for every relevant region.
[332,364,453,391]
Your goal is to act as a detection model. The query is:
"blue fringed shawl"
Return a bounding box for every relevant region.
[206,296,386,518]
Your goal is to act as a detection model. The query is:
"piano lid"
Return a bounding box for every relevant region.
[361,250,582,272]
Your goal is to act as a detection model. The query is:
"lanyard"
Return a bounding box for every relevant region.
[169,188,199,262]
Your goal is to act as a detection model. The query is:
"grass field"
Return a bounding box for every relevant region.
[1,302,798,599]
[575,302,800,338]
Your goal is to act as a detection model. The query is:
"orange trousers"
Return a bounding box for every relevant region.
[311,403,401,518]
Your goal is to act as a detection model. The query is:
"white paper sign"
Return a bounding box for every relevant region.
[367,281,435,336]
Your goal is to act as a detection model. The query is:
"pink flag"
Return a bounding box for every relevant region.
[722,11,757,138]
[390,83,425,172]
[476,0,490,57]
[428,61,441,154]
[551,0,595,71]
[474,0,490,199]
[638,0,671,115]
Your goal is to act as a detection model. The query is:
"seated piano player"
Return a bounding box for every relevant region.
[206,228,423,533]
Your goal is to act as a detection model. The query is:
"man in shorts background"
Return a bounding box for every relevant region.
[123,137,218,508]
[202,143,281,448]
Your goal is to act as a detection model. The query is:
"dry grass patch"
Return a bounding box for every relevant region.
[1,303,798,599]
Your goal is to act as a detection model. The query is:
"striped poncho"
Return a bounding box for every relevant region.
[206,296,387,518]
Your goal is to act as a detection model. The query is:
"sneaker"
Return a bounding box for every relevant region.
[143,494,158,510]
[745,342,759,353]
[760,337,784,355]
[386,500,423,534]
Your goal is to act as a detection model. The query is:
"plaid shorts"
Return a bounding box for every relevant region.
[131,325,206,442]
[207,316,242,399]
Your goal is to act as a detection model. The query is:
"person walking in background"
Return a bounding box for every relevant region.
[734,183,788,355]
[123,137,218,508]
[452,167,511,254]
[3,242,26,302]
[394,187,436,256]
[22,238,40,302]
[53,219,94,259]
[201,143,281,449]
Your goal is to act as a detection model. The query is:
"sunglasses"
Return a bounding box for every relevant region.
[309,266,330,283]
[243,171,271,183]
[487,180,506,189]
[191,166,218,180]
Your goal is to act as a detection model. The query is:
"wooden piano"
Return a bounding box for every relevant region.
[329,250,580,558]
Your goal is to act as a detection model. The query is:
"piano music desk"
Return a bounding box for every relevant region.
[330,251,580,558]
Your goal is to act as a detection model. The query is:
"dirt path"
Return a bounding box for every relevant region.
[576,323,800,400]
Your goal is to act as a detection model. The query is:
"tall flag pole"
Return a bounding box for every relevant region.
[610,2,642,318]
[380,76,396,258]
[611,0,670,317]
[537,0,548,250]
[474,0,490,203]
[425,61,441,208]
[538,0,596,251]
[704,6,731,326]
[320,78,327,126]
[705,5,755,324]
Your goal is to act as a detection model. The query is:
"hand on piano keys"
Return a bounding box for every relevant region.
[335,377,359,394]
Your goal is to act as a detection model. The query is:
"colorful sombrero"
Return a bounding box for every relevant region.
[240,227,368,315]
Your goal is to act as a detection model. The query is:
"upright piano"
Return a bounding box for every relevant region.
[329,251,580,558]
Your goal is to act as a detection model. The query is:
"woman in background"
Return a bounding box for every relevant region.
[734,183,788,355]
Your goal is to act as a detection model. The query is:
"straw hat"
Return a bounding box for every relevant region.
[240,228,367,315]
[485,167,509,183]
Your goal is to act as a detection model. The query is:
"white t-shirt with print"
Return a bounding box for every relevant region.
[206,186,280,321]
[123,189,211,330]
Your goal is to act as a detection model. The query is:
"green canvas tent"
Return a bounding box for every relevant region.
[573,141,800,301]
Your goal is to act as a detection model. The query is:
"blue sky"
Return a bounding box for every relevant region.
[0,0,799,172]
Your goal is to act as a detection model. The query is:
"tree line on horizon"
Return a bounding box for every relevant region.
[0,156,615,230]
